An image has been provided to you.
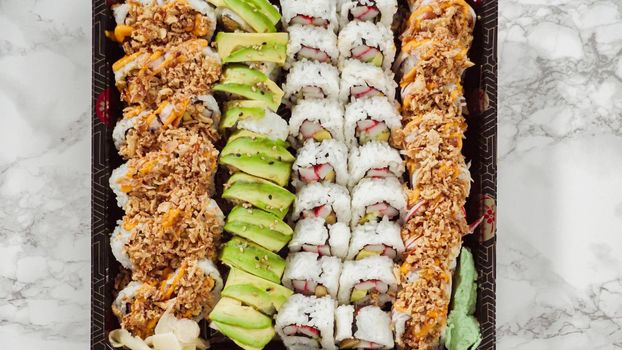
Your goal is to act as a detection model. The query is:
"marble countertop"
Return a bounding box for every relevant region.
[0,0,620,349]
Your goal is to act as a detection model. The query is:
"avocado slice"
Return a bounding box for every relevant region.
[222,136,295,163]
[211,321,275,349]
[221,65,269,85]
[229,129,290,148]
[214,83,280,112]
[225,172,275,187]
[220,105,265,130]
[350,288,368,303]
[215,65,284,111]
[223,0,276,33]
[216,33,288,61]
[245,0,281,24]
[221,284,274,315]
[220,154,292,187]
[228,206,293,236]
[224,221,290,252]
[225,267,293,313]
[220,237,286,283]
[209,297,272,329]
[222,179,294,219]
[224,43,287,64]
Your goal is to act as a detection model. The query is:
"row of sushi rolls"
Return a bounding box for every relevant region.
[107,0,481,349]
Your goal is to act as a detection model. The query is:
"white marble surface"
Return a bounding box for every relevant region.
[0,0,620,349]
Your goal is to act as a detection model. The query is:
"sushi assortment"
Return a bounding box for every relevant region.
[105,0,483,349]
[392,1,481,349]
[106,0,225,348]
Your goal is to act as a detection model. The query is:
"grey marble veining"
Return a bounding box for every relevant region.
[0,0,620,349]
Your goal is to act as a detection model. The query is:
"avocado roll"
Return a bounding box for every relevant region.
[289,217,351,259]
[283,252,343,298]
[334,305,395,349]
[343,96,401,149]
[275,294,338,350]
[338,0,398,28]
[339,59,397,103]
[289,99,345,146]
[284,61,341,103]
[280,0,339,32]
[338,21,396,71]
[287,25,339,67]
[337,256,398,308]
[346,218,405,260]
[292,140,349,190]
[293,182,351,225]
[350,177,407,227]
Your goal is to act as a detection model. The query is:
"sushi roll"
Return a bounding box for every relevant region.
[110,221,133,270]
[292,140,349,190]
[339,59,397,103]
[292,182,351,225]
[338,0,398,28]
[346,218,405,260]
[343,96,401,149]
[282,252,343,298]
[337,255,398,307]
[280,0,338,31]
[109,163,130,209]
[287,25,339,67]
[338,21,396,71]
[348,141,405,188]
[112,281,143,321]
[284,61,341,103]
[350,177,407,227]
[221,100,290,141]
[334,305,395,349]
[289,217,351,259]
[275,294,337,350]
[110,0,217,50]
[289,99,345,146]
[213,0,280,33]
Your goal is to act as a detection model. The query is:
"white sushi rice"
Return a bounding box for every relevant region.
[346,218,405,260]
[338,21,396,72]
[112,117,137,151]
[112,281,142,316]
[282,252,343,299]
[109,163,130,209]
[348,141,405,188]
[275,294,337,350]
[289,99,345,145]
[284,61,341,104]
[292,140,349,189]
[337,255,397,305]
[350,177,407,227]
[110,222,133,270]
[343,96,401,149]
[335,305,394,348]
[287,25,339,67]
[237,109,289,141]
[339,59,397,103]
[338,0,398,28]
[289,218,351,259]
[197,258,224,295]
[280,0,339,32]
[292,182,352,224]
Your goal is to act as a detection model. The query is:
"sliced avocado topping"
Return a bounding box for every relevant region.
[220,154,292,187]
[224,43,287,64]
[223,0,276,33]
[225,172,275,187]
[230,129,290,148]
[224,220,290,252]
[221,284,275,316]
[216,32,288,61]
[208,297,272,329]
[214,83,281,112]
[222,180,294,219]
[212,321,275,349]
[226,267,293,313]
[220,237,286,283]
[228,206,293,236]
[244,0,281,24]
[222,136,295,162]
[221,64,269,85]
[220,106,265,130]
